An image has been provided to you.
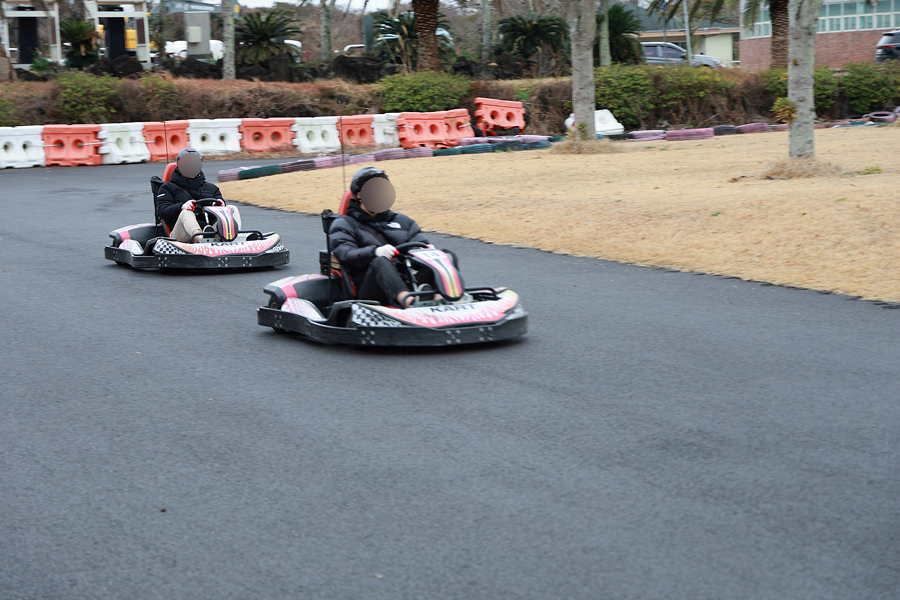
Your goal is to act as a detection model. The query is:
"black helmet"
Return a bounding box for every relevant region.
[350,166,389,197]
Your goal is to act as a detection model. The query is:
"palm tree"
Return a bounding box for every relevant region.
[235,9,302,66]
[496,12,569,58]
[411,0,442,71]
[373,10,453,70]
[60,18,101,69]
[595,4,643,65]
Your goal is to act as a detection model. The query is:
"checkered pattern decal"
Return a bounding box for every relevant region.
[153,240,188,255]
[351,304,407,328]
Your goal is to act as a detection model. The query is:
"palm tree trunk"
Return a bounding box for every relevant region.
[563,0,597,138]
[412,0,441,71]
[770,0,790,69]
[787,0,821,158]
[222,0,235,79]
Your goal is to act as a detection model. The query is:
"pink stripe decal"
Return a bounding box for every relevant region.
[171,236,278,256]
[371,291,518,328]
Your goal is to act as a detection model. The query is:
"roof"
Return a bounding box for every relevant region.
[618,2,738,33]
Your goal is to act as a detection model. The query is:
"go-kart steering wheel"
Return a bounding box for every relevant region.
[395,241,429,254]
[193,198,224,212]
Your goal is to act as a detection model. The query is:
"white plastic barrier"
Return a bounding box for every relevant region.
[372,113,402,148]
[291,117,341,154]
[0,125,46,169]
[564,110,625,136]
[187,118,243,155]
[98,122,151,165]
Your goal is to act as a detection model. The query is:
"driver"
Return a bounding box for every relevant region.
[330,167,438,309]
[155,148,241,243]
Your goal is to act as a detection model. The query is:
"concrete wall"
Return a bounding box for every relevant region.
[701,33,735,65]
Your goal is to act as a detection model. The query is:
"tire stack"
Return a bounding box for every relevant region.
[432,148,462,157]
[522,141,551,150]
[713,125,737,136]
[405,148,433,158]
[373,148,406,161]
[630,130,666,142]
[237,165,282,180]
[332,154,352,167]
[281,159,315,173]
[458,137,490,145]
[666,128,714,142]
[736,123,771,134]
[519,135,550,143]
[217,166,256,182]
[313,156,336,169]
[460,143,494,155]
[350,154,376,164]
[491,139,523,152]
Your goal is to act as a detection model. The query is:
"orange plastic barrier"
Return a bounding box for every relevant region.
[143,121,190,162]
[336,115,375,147]
[474,98,526,135]
[42,125,104,167]
[239,118,295,153]
[397,112,451,149]
[443,109,474,146]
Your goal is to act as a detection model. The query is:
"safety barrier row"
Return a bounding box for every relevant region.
[396,109,475,149]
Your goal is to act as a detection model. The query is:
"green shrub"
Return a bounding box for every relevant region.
[0,92,23,126]
[594,64,655,128]
[760,68,788,98]
[813,67,840,117]
[56,72,123,123]
[379,71,470,112]
[840,62,900,114]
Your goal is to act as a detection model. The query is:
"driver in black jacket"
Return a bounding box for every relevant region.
[155,148,241,243]
[330,167,436,309]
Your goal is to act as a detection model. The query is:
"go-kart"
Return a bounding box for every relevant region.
[104,163,289,270]
[256,193,527,347]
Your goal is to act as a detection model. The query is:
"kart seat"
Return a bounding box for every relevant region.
[338,190,352,215]
[150,162,178,236]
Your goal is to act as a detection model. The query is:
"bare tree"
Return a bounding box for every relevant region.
[321,0,338,60]
[481,0,491,60]
[561,0,596,138]
[787,0,823,158]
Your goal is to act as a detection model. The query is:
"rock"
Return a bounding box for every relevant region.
[14,68,45,81]
[379,62,402,79]
[112,54,143,77]
[237,63,270,81]
[289,63,334,83]
[332,55,385,84]
[263,52,295,82]
[165,56,222,79]
[491,52,527,79]
[451,56,492,79]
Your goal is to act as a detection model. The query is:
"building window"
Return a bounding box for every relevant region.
[860,15,873,27]
[843,2,857,15]
[859,1,874,13]
[830,17,842,30]
[895,12,900,25]
[844,16,857,28]
[818,18,826,31]
[763,23,771,36]
[877,13,890,27]
[878,0,891,11]
[828,4,842,16]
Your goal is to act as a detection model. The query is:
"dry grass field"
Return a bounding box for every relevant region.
[220,126,900,302]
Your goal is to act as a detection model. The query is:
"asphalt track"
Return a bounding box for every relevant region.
[1,160,899,600]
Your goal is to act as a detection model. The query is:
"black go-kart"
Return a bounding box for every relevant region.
[104,163,289,270]
[256,193,527,347]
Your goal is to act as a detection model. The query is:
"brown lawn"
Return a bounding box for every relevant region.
[219,126,900,302]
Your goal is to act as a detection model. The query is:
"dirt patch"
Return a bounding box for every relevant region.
[219,126,900,302]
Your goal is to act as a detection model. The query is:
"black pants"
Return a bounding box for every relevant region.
[356,251,460,306]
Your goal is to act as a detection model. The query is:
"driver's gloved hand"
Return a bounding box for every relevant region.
[375,244,399,259]
[182,200,196,211]
[214,200,225,206]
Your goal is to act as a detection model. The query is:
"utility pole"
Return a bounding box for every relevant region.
[222,0,235,80]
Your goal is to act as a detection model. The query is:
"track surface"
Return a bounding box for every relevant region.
[2,161,898,600]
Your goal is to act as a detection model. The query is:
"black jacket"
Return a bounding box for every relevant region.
[155,169,224,229]
[329,199,429,285]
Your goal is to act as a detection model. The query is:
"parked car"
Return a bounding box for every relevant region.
[641,42,723,68]
[875,30,900,62]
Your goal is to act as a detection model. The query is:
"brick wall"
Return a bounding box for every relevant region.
[739,29,889,71]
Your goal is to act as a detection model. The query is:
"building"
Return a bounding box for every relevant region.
[626,3,741,66]
[740,0,894,70]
